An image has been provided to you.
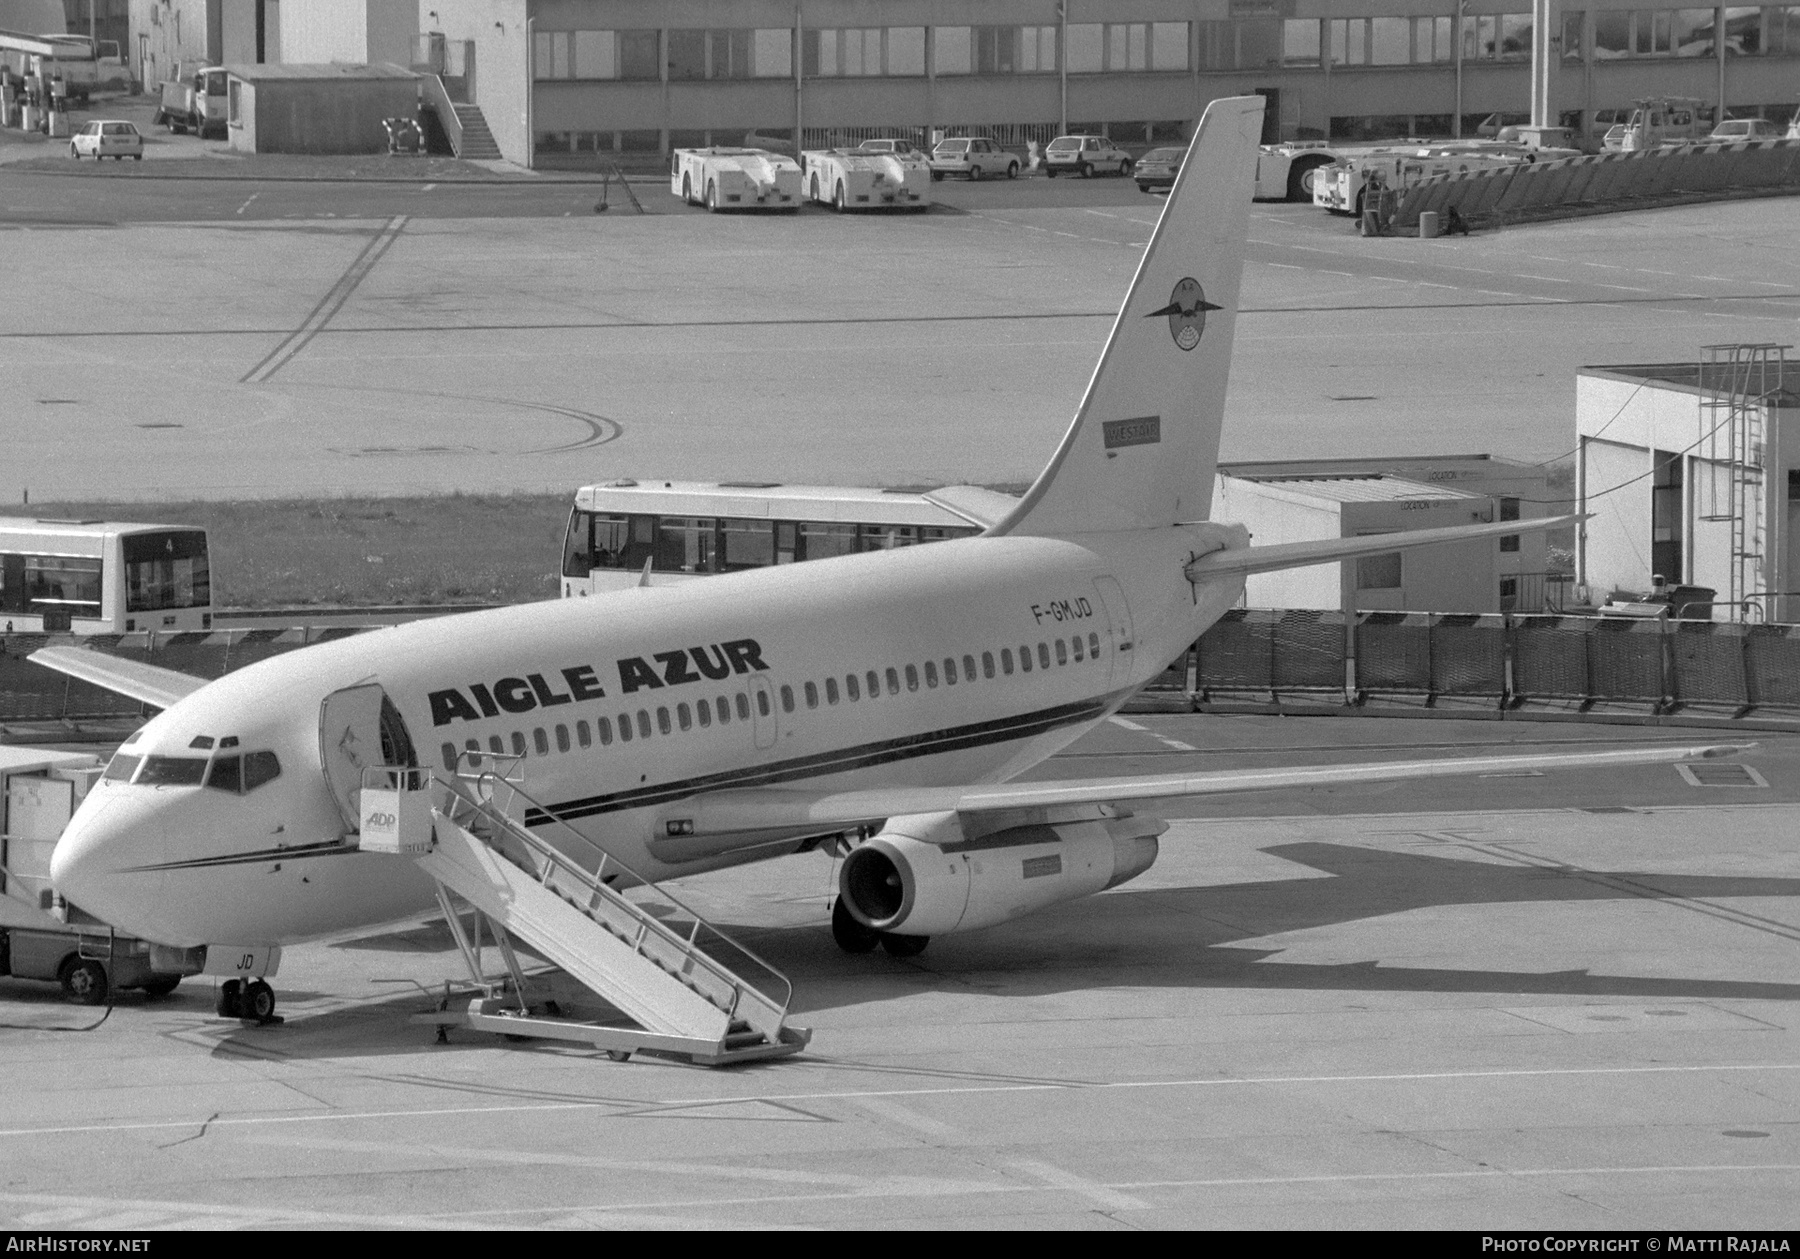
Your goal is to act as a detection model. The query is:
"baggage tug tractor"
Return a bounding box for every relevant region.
[801,146,932,211]
[670,147,802,212]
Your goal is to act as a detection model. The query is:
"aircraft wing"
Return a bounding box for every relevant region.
[1186,514,1579,579]
[657,742,1749,839]
[26,646,207,710]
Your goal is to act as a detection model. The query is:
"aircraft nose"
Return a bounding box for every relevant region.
[51,795,171,940]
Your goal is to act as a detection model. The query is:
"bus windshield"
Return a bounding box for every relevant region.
[124,530,211,613]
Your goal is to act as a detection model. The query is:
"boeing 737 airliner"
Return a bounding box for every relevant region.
[39,98,1734,1015]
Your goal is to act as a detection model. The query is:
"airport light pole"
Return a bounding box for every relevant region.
[1453,0,1465,137]
[1058,0,1067,135]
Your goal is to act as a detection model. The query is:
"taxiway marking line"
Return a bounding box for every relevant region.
[234,193,258,216]
[4,1063,1798,1141]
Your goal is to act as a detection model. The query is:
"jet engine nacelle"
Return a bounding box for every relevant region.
[838,805,1165,937]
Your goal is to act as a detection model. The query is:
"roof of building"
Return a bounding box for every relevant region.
[1232,474,1485,504]
[224,62,417,82]
[1583,360,1800,405]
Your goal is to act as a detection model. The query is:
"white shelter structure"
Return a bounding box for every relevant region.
[1577,347,1798,622]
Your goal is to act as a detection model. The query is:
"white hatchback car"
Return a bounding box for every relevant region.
[70,119,143,161]
[1043,134,1133,178]
[929,137,1019,181]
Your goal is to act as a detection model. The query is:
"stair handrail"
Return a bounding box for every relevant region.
[417,72,464,157]
[432,753,795,1020]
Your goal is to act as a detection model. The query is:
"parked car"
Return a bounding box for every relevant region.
[1133,146,1185,193]
[1043,134,1133,178]
[1707,118,1783,141]
[69,119,142,161]
[853,138,930,160]
[928,137,1018,180]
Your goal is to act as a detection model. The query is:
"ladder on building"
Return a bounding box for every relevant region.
[1697,343,1788,620]
[361,759,809,1066]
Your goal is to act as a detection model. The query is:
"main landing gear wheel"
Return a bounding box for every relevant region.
[60,958,108,1005]
[217,978,241,1017]
[880,933,929,958]
[243,979,276,1022]
[831,897,880,954]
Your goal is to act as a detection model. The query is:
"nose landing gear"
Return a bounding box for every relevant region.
[215,978,283,1025]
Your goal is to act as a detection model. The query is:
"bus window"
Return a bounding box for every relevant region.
[801,522,857,561]
[124,530,209,613]
[21,555,103,618]
[775,522,798,564]
[562,510,593,576]
[658,517,716,573]
[862,524,919,550]
[720,519,774,571]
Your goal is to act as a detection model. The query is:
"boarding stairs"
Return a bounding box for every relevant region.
[359,758,808,1065]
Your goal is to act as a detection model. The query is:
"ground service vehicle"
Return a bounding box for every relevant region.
[929,137,1017,180]
[802,147,931,210]
[560,480,986,596]
[1,748,197,1003]
[1313,144,1555,216]
[155,66,228,138]
[1254,141,1341,201]
[69,118,141,160]
[670,147,801,211]
[1603,97,1708,150]
[0,518,213,634]
[852,138,929,160]
[1043,134,1131,178]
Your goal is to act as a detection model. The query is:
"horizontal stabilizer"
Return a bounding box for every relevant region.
[658,742,1749,839]
[27,646,206,710]
[1186,513,1580,580]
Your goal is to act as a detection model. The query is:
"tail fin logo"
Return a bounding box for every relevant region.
[1146,277,1223,352]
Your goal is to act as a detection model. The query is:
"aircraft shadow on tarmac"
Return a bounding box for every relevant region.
[203,841,1800,1063]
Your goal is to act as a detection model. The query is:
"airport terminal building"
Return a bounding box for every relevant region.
[124,2,1800,168]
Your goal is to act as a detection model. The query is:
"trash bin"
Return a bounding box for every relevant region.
[1419,210,1439,238]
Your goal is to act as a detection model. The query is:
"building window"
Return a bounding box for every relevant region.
[1500,497,1522,553]
[934,25,972,74]
[227,78,242,125]
[668,29,706,79]
[1283,19,1321,64]
[804,27,893,75]
[1152,22,1189,69]
[1762,5,1800,54]
[1463,13,1533,61]
[1357,551,1403,591]
[1370,16,1410,64]
[974,25,1017,73]
[1065,23,1101,71]
[755,28,793,77]
[1022,25,1057,71]
[619,29,660,79]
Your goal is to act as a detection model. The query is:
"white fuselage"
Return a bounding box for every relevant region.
[50,524,1246,950]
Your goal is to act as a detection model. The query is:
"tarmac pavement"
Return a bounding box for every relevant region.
[0,713,1794,1230]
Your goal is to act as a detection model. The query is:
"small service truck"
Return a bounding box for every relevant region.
[1,748,200,1004]
[800,146,931,211]
[155,65,228,139]
[670,147,802,212]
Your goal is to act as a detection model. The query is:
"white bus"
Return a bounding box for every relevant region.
[561,481,991,597]
[0,519,213,635]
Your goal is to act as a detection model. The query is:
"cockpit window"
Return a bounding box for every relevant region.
[203,750,280,794]
[102,752,141,782]
[207,755,242,793]
[243,750,282,791]
[137,756,208,786]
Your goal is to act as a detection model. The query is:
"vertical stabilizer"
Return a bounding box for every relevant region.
[993,96,1264,537]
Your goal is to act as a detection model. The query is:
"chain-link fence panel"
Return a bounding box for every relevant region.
[1745,625,1800,708]
[1272,610,1345,691]
[1587,618,1666,701]
[1194,610,1275,692]
[1510,615,1590,698]
[1669,622,1748,706]
[1357,613,1432,694]
[1431,614,1507,695]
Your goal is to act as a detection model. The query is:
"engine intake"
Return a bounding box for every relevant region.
[838,806,1164,937]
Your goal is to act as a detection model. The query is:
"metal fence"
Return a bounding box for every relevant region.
[1188,608,1800,714]
[1394,137,1800,230]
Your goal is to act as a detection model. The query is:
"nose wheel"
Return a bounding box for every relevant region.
[216,978,284,1025]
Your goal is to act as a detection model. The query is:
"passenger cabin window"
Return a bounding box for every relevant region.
[866,670,880,698]
[983,651,996,678]
[678,702,693,730]
[885,667,900,695]
[755,689,771,716]
[924,661,938,688]
[1072,636,1084,661]
[512,732,527,756]
[1018,645,1033,672]
[617,714,633,742]
[825,677,839,704]
[1089,632,1101,657]
[697,701,712,727]
[716,696,732,724]
[780,685,795,713]
[905,664,919,691]
[1000,648,1014,674]
[534,728,550,755]
[734,694,750,721]
[656,707,672,735]
[577,720,593,748]
[846,674,860,701]
[1038,643,1052,669]
[638,710,654,739]
[439,743,457,772]
[804,681,818,708]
